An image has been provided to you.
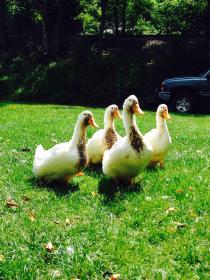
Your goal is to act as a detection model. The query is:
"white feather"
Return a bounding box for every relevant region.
[33,111,95,182]
[144,104,172,165]
[102,95,152,181]
[87,105,121,164]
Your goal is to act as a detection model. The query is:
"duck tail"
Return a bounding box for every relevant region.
[33,144,45,176]
[34,144,45,161]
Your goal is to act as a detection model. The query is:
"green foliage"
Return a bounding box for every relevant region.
[153,0,208,35]
[125,0,154,34]
[4,0,210,35]
[0,103,209,279]
[77,0,101,34]
[0,36,209,106]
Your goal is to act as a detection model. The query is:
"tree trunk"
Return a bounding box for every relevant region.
[40,0,53,54]
[100,0,106,36]
[0,0,6,47]
[51,0,65,56]
[122,0,127,34]
[114,0,119,36]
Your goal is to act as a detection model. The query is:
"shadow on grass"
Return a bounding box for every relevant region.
[146,165,161,172]
[85,163,103,177]
[28,177,79,196]
[98,176,143,202]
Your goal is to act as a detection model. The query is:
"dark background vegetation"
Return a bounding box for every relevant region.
[0,0,210,107]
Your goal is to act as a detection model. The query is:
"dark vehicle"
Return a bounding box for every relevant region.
[158,70,210,113]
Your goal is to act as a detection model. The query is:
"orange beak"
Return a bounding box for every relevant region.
[88,118,99,128]
[133,103,144,115]
[162,110,171,120]
[114,109,122,119]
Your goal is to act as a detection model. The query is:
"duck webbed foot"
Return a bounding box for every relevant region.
[76,172,85,176]
[159,160,164,168]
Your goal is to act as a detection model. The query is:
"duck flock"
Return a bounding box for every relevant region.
[33,95,171,185]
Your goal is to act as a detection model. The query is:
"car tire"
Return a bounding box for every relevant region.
[171,93,194,113]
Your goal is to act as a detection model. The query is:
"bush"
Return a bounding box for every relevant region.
[1,37,209,108]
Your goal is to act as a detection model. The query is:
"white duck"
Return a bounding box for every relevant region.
[144,104,171,168]
[102,95,152,184]
[87,105,122,164]
[33,111,98,183]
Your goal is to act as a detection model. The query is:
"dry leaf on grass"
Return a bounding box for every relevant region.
[28,212,36,222]
[6,199,19,208]
[66,246,74,255]
[53,219,60,225]
[22,195,30,202]
[109,274,120,280]
[0,255,5,262]
[65,218,70,225]
[174,222,186,229]
[44,242,55,253]
[51,139,58,144]
[20,148,31,152]
[51,270,61,278]
[176,189,184,194]
[91,191,97,197]
[167,227,177,233]
[166,207,176,214]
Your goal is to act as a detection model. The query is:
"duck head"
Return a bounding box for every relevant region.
[105,104,121,120]
[157,104,171,120]
[123,95,144,116]
[79,111,99,128]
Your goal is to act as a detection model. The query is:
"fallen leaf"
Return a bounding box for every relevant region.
[167,227,177,233]
[22,195,30,202]
[28,212,36,222]
[65,218,70,225]
[6,199,19,208]
[91,191,97,197]
[189,212,197,218]
[110,274,120,280]
[53,219,60,225]
[66,246,74,255]
[44,242,54,253]
[166,207,176,214]
[174,222,186,229]
[195,217,202,223]
[0,255,5,262]
[51,139,58,144]
[162,195,169,200]
[20,148,31,152]
[51,270,61,278]
[176,189,184,194]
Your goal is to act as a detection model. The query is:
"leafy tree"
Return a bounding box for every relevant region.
[0,0,6,47]
[77,0,101,34]
[153,0,208,35]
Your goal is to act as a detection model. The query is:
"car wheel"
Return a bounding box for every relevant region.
[172,94,194,113]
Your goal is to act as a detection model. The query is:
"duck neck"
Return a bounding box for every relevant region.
[123,110,144,153]
[156,114,168,132]
[71,120,87,147]
[104,113,115,131]
[123,110,142,136]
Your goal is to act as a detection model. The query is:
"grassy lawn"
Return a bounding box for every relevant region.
[0,103,209,280]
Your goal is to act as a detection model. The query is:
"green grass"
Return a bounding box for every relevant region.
[0,102,209,280]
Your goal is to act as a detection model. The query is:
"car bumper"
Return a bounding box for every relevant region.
[158,91,171,101]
